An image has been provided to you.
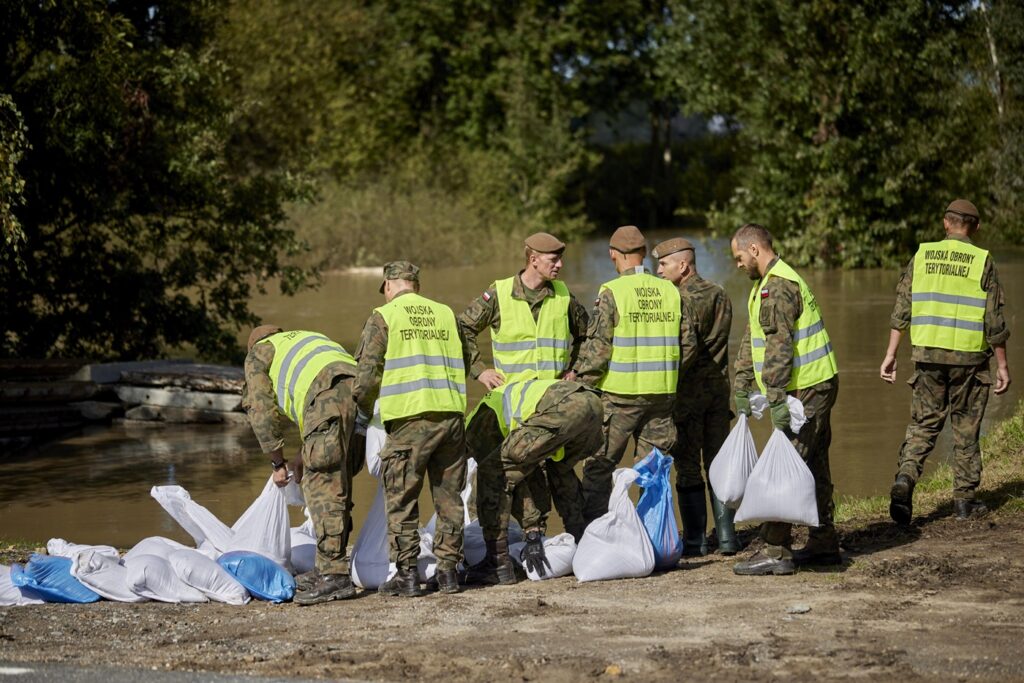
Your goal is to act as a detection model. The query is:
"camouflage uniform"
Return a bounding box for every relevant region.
[242,342,361,575]
[734,258,839,559]
[575,268,678,523]
[890,235,1010,500]
[353,298,468,571]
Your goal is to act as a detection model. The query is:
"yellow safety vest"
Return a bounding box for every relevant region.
[263,331,356,432]
[472,377,565,462]
[748,259,837,392]
[491,277,572,382]
[910,239,989,352]
[597,272,680,395]
[376,293,466,421]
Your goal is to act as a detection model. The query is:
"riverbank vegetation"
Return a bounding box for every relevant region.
[2,1,1023,359]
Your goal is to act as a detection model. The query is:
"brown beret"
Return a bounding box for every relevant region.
[609,225,646,253]
[945,199,979,220]
[524,232,566,254]
[248,324,283,351]
[380,260,420,293]
[651,238,695,260]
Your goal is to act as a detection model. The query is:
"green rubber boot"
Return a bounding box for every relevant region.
[710,490,740,556]
[679,484,708,557]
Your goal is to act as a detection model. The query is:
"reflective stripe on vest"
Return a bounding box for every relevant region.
[375,293,467,421]
[748,259,837,392]
[483,377,565,462]
[263,331,356,432]
[491,277,572,382]
[597,273,680,395]
[910,240,988,352]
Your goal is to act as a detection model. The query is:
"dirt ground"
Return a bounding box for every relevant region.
[2,510,1023,682]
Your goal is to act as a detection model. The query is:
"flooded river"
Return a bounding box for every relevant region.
[2,231,1020,547]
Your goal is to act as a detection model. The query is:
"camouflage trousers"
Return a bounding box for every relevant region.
[581,393,676,523]
[477,390,604,542]
[380,412,466,571]
[897,361,991,500]
[672,375,732,492]
[761,376,839,559]
[300,377,363,575]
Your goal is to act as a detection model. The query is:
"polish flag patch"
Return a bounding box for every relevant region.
[482,291,491,301]
[760,287,769,299]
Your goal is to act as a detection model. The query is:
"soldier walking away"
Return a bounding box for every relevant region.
[464,377,603,584]
[242,326,363,605]
[353,261,469,597]
[575,225,681,525]
[730,224,840,576]
[653,238,739,556]
[880,199,1011,525]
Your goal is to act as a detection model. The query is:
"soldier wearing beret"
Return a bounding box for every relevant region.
[575,225,682,524]
[653,238,739,556]
[881,199,1011,524]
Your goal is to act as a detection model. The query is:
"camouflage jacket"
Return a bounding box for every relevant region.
[457,271,589,379]
[678,274,732,380]
[890,235,1010,366]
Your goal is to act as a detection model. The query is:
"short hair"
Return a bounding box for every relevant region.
[944,211,979,231]
[733,223,774,251]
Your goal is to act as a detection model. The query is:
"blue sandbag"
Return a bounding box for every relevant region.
[633,448,683,569]
[11,554,101,603]
[216,551,295,603]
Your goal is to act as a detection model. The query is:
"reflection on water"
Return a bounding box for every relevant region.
[1,230,1019,546]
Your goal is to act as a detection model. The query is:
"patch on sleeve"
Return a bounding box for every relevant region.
[594,298,601,307]
[760,287,770,299]
[482,291,491,301]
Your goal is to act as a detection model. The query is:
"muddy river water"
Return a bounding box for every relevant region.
[2,231,1020,547]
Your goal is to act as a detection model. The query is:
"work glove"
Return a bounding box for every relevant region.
[769,399,791,432]
[734,390,752,418]
[520,530,551,578]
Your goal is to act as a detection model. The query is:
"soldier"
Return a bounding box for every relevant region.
[730,224,840,576]
[242,325,362,605]
[353,261,469,597]
[881,199,1011,524]
[464,377,603,584]
[653,238,739,556]
[575,225,681,524]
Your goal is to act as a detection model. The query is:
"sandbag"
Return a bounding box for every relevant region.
[350,484,390,589]
[572,469,654,582]
[169,549,249,605]
[46,538,119,560]
[289,522,317,576]
[11,554,101,603]
[747,394,808,434]
[708,414,759,508]
[0,565,45,606]
[71,550,147,603]
[228,476,292,569]
[365,411,387,479]
[735,429,819,527]
[124,554,208,603]
[217,551,295,603]
[509,533,577,581]
[124,536,190,562]
[632,448,682,569]
[149,485,234,551]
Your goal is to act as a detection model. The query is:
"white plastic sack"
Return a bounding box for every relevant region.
[461,518,524,567]
[350,484,390,589]
[748,394,808,434]
[46,538,119,560]
[71,550,147,603]
[125,554,208,603]
[289,522,317,576]
[150,485,234,551]
[0,565,45,606]
[572,468,655,582]
[510,533,577,581]
[228,476,292,569]
[735,429,819,526]
[124,536,190,562]
[365,410,387,479]
[169,549,249,605]
[708,415,759,508]
[283,479,305,507]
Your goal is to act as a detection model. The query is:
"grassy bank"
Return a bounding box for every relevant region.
[836,400,1024,523]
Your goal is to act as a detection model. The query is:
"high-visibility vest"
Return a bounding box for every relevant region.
[375,293,466,421]
[472,377,566,461]
[910,239,989,352]
[597,273,680,395]
[262,331,356,432]
[748,259,837,392]
[491,277,572,382]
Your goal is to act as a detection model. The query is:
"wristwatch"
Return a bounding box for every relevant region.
[270,459,288,471]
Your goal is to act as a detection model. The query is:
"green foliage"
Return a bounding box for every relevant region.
[0,93,28,266]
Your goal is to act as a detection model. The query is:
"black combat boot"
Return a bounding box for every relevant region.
[464,539,517,586]
[889,473,915,526]
[679,484,708,557]
[710,491,740,556]
[435,567,460,594]
[954,498,989,520]
[294,573,356,606]
[792,528,842,566]
[733,550,796,576]
[378,566,424,597]
[293,568,320,592]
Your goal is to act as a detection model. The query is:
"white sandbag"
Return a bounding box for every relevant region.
[461,518,524,567]
[124,536,190,562]
[365,411,387,479]
[283,479,305,507]
[197,540,221,560]
[747,394,807,434]
[169,549,249,605]
[350,484,390,589]
[461,457,477,525]
[124,554,208,603]
[0,565,45,606]
[150,485,234,551]
[71,550,147,603]
[46,538,119,560]
[509,533,577,581]
[289,523,317,576]
[735,429,819,526]
[572,468,654,582]
[228,476,292,569]
[708,414,759,508]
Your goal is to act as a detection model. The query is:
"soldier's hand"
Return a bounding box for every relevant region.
[769,400,790,432]
[734,390,752,417]
[561,370,578,382]
[272,466,290,487]
[995,365,1011,395]
[880,354,898,383]
[478,369,505,390]
[520,530,551,577]
[293,451,304,485]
